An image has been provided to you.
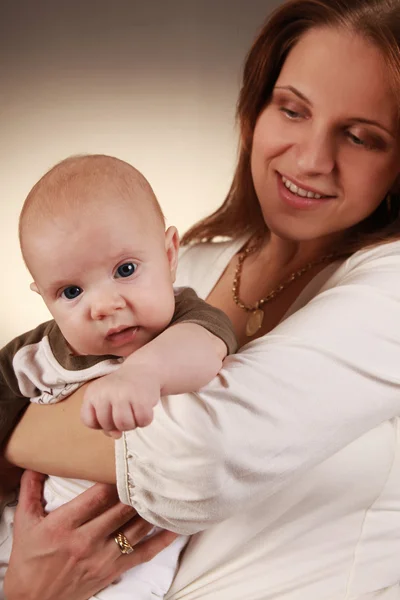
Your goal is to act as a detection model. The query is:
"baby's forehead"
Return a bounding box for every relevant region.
[24,203,166,281]
[24,185,164,241]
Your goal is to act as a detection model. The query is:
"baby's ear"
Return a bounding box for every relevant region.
[30,282,40,294]
[165,226,180,282]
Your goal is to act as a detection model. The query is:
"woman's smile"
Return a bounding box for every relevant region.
[276,172,336,211]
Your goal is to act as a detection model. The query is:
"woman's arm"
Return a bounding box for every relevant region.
[6,245,400,535]
[4,384,116,483]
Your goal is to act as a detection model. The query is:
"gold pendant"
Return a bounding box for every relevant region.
[245,309,264,337]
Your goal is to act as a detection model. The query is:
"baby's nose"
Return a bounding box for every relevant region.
[90,293,126,320]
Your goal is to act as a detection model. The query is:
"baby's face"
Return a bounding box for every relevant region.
[25,202,178,357]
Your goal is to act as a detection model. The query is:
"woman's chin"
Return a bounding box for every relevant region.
[264,217,326,243]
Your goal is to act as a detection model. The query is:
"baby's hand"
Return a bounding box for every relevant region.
[81,365,161,436]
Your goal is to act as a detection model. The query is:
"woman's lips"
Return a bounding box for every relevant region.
[277,173,335,210]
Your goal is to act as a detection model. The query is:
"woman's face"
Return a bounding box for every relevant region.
[251,26,400,244]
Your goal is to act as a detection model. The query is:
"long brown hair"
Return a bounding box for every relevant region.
[182,0,400,253]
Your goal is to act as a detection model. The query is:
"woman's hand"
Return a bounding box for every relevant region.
[4,470,179,600]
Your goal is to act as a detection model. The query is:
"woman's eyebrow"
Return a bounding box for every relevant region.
[274,85,311,105]
[349,117,394,137]
[274,85,394,137]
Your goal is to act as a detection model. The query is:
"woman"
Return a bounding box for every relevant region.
[4,0,400,597]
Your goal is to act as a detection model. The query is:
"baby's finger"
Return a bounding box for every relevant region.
[103,430,122,439]
[80,400,100,429]
[111,402,137,432]
[132,403,154,428]
[92,401,115,432]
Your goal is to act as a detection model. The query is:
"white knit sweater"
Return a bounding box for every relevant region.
[116,238,400,599]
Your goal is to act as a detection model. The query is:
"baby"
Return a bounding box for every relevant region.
[0,155,237,600]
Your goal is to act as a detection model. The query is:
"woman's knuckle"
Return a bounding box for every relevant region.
[93,484,116,507]
[139,543,158,563]
[119,503,136,519]
[86,560,112,583]
[142,548,156,563]
[137,521,153,538]
[67,536,93,561]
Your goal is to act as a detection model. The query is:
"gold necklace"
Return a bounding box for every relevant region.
[232,242,336,337]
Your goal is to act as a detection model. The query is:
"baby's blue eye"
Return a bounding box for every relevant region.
[62,286,82,300]
[115,263,137,278]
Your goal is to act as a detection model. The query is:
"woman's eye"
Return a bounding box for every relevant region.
[347,132,366,147]
[115,262,137,278]
[61,286,82,300]
[347,131,380,150]
[280,107,302,119]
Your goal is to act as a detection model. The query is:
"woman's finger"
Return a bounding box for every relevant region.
[46,482,120,529]
[114,528,179,574]
[14,470,47,526]
[84,495,137,539]
[111,515,155,553]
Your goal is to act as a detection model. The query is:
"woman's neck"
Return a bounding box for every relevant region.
[257,231,344,271]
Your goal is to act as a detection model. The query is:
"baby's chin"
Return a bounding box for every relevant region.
[67,329,156,358]
[77,342,142,359]
[65,341,116,358]
[69,345,125,358]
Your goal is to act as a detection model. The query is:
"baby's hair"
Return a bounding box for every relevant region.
[19,154,165,262]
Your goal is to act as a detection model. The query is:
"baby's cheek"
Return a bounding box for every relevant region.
[57,319,91,355]
[145,293,175,332]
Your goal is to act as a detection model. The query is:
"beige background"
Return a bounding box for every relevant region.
[0,0,280,344]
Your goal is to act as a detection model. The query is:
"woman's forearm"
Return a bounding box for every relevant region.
[4,384,116,483]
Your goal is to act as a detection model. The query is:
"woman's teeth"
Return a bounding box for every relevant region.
[282,176,324,199]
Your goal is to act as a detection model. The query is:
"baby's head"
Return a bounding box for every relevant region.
[19,154,179,357]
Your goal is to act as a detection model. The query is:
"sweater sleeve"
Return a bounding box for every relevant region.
[116,243,400,535]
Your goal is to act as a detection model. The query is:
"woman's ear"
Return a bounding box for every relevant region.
[164,226,180,283]
[30,282,40,294]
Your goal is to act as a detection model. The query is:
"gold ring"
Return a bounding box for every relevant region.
[114,531,134,555]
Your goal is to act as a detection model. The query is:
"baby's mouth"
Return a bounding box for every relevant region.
[106,326,138,346]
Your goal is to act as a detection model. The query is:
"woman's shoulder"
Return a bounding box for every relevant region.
[329,238,400,289]
[176,237,248,293]
[282,239,400,319]
[346,238,400,269]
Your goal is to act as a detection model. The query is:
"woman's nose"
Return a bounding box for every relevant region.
[295,127,336,176]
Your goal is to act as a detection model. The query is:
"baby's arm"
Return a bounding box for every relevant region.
[81,288,237,434]
[122,321,228,395]
[0,323,55,456]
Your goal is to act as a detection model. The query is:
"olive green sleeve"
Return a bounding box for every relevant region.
[0,321,53,448]
[171,287,237,354]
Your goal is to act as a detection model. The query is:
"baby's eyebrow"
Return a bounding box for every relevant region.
[47,278,78,292]
[110,248,145,261]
